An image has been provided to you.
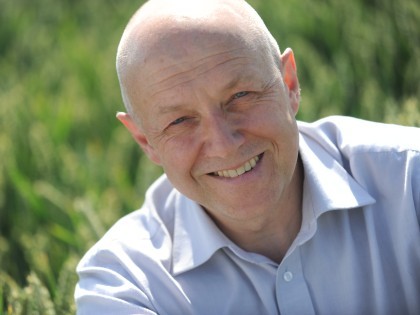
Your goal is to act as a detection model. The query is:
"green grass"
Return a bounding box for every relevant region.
[0,0,418,313]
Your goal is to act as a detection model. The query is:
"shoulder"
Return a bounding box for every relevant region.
[77,174,178,271]
[298,115,420,156]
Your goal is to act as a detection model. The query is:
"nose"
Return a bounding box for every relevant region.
[202,114,245,158]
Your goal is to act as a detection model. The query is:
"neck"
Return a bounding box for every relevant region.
[211,156,304,263]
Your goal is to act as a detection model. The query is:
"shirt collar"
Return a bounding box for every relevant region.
[298,132,375,217]
[171,194,233,275]
[284,133,376,256]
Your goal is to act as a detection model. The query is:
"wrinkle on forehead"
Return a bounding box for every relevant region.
[148,47,245,79]
[146,48,249,97]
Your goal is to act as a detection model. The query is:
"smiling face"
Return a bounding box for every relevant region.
[118,12,301,228]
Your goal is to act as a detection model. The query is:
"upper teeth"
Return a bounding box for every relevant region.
[215,155,259,178]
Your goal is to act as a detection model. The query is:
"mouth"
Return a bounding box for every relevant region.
[211,153,263,178]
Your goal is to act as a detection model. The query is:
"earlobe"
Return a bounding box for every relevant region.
[116,112,161,165]
[280,48,300,114]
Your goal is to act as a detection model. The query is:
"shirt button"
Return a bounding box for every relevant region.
[283,271,293,282]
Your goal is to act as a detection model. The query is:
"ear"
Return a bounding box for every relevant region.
[116,112,161,165]
[280,48,300,115]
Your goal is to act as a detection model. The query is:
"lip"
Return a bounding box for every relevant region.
[209,153,264,178]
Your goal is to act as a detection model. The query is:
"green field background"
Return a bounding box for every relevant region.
[0,0,419,313]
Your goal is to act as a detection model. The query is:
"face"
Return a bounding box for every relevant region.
[121,27,301,226]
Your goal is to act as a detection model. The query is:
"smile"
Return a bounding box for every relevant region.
[213,155,261,178]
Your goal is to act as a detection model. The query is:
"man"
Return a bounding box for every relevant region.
[75,0,420,314]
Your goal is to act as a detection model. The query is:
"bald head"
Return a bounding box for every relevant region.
[116,0,281,121]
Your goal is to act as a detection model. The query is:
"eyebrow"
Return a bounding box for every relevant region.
[224,74,242,91]
[224,71,258,91]
[157,103,189,115]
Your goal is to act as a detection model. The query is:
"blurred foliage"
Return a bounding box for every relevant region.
[0,0,418,313]
[251,0,420,123]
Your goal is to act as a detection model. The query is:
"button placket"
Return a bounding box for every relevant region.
[276,248,315,315]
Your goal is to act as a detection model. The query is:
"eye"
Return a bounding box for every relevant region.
[169,116,188,126]
[232,91,249,99]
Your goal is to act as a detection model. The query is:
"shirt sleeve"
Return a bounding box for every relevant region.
[75,247,158,315]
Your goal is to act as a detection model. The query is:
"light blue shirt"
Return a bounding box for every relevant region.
[75,116,420,315]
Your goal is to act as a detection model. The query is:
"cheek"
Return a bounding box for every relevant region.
[158,141,206,202]
[249,100,296,134]
[252,102,299,159]
[158,136,198,178]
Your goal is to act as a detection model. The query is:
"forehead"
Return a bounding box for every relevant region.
[127,26,273,103]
